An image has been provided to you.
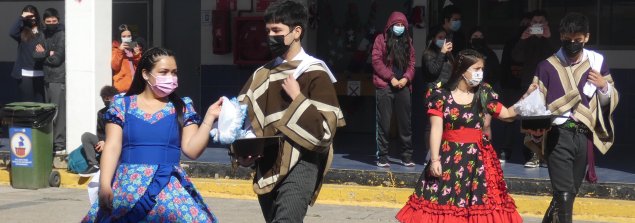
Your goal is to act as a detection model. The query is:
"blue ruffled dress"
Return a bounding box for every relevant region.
[81,95,217,223]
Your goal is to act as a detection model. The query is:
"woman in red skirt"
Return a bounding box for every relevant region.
[397,49,530,223]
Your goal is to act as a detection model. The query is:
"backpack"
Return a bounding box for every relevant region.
[67,146,88,173]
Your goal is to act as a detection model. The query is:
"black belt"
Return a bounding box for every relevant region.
[560,119,591,135]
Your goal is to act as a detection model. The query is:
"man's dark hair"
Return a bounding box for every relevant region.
[264,0,308,39]
[442,5,461,21]
[43,8,60,20]
[530,10,549,21]
[559,12,589,34]
[100,86,119,99]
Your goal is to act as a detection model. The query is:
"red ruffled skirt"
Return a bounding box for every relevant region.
[396,129,523,223]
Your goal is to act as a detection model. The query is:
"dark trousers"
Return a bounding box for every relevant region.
[17,76,45,102]
[81,132,101,166]
[497,87,532,161]
[545,126,588,193]
[46,83,66,151]
[258,159,319,223]
[375,87,413,160]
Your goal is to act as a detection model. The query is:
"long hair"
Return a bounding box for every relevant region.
[444,49,486,113]
[126,47,186,129]
[425,26,445,52]
[116,24,131,40]
[385,26,411,71]
[20,5,40,42]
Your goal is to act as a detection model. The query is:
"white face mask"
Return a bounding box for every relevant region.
[121,37,132,43]
[463,70,483,87]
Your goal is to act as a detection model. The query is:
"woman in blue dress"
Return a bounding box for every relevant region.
[82,47,221,222]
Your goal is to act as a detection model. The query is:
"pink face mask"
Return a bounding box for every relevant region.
[147,73,178,97]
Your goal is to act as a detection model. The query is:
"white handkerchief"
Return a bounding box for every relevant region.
[583,50,604,97]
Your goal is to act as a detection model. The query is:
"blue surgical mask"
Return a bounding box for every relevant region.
[392,25,405,36]
[435,39,445,48]
[450,20,461,31]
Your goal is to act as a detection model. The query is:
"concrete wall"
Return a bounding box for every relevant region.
[0,1,65,62]
[200,0,316,66]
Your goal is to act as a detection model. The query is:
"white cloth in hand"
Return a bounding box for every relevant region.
[210,96,249,144]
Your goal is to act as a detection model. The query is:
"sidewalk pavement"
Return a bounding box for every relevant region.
[0,169,633,222]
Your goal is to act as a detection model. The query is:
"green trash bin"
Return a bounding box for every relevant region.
[1,102,60,189]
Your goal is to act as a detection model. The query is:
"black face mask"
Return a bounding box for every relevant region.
[23,18,37,27]
[471,38,485,49]
[103,100,111,108]
[45,24,59,33]
[268,34,291,58]
[562,40,584,58]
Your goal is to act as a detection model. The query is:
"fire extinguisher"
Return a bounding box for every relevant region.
[212,10,231,54]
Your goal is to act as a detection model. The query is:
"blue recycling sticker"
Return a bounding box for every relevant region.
[10,128,33,167]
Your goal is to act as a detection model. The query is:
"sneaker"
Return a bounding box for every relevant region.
[79,165,100,177]
[524,153,540,168]
[401,158,415,167]
[377,156,390,167]
[54,149,66,156]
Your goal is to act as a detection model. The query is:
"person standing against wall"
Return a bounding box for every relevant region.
[438,5,465,56]
[420,26,453,166]
[372,11,416,167]
[34,8,66,154]
[9,5,45,102]
[111,24,141,93]
[497,12,532,163]
[511,10,558,168]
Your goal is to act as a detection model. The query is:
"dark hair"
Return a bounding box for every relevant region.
[444,49,486,113]
[468,26,488,47]
[468,27,484,38]
[43,8,60,20]
[134,36,147,50]
[264,0,308,40]
[426,26,446,51]
[126,47,186,128]
[530,10,548,21]
[100,85,119,99]
[385,16,412,71]
[442,5,461,21]
[118,24,131,38]
[20,5,40,42]
[559,12,589,35]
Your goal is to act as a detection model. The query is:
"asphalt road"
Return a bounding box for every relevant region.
[0,186,607,223]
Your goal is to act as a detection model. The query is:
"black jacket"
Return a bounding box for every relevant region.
[33,26,65,83]
[9,16,44,79]
[421,49,452,88]
[97,107,107,141]
[511,36,558,89]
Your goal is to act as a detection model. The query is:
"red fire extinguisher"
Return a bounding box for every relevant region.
[212,10,231,54]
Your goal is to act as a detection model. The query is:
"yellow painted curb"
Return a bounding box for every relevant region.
[1,169,634,222]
